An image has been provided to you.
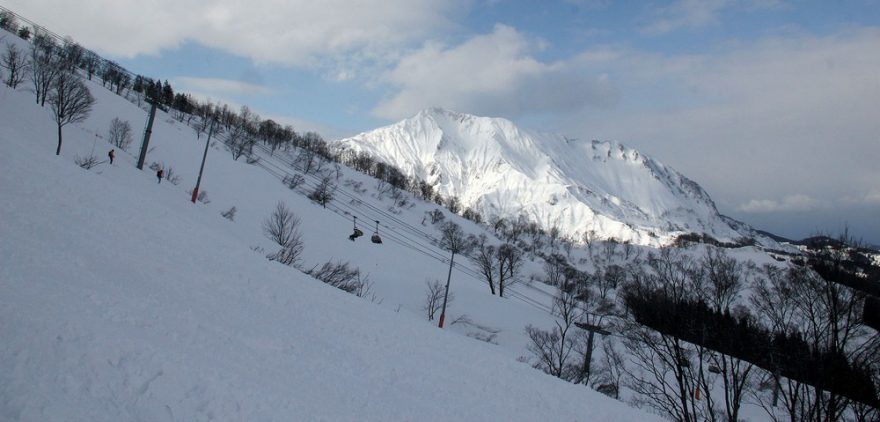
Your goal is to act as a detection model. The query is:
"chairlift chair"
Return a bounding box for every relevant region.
[371,220,383,244]
[705,353,721,374]
[349,216,364,241]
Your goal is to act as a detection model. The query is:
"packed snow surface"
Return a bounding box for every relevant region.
[335,107,746,246]
[0,40,659,421]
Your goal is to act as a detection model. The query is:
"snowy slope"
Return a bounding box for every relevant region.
[334,107,746,247]
[0,37,660,420]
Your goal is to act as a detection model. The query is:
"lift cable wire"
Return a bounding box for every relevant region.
[240,139,558,316]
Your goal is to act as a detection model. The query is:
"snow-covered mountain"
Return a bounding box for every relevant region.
[334,108,746,247]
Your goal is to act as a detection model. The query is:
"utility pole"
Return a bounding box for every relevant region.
[191,118,215,203]
[438,250,455,328]
[136,99,158,170]
[575,321,610,383]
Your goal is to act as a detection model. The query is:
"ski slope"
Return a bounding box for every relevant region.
[0,35,659,420]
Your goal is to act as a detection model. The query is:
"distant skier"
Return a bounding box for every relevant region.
[108,149,115,165]
[157,168,164,184]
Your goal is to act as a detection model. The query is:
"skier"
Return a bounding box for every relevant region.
[157,168,164,184]
[108,149,115,165]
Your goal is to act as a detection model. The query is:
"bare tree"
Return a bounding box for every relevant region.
[283,174,305,190]
[308,175,336,208]
[296,145,319,174]
[295,131,326,174]
[692,247,754,422]
[107,117,133,150]
[194,113,211,139]
[49,71,94,155]
[436,221,469,326]
[74,154,100,169]
[591,339,626,399]
[226,123,254,160]
[622,321,701,422]
[700,247,746,312]
[58,38,83,72]
[542,254,569,287]
[427,209,445,225]
[3,43,28,89]
[262,202,304,266]
[307,261,372,297]
[81,50,99,80]
[424,279,453,321]
[470,238,523,297]
[224,106,257,161]
[620,253,703,422]
[472,235,498,295]
[525,285,584,381]
[0,10,19,32]
[29,31,61,107]
[497,243,523,297]
[439,221,468,254]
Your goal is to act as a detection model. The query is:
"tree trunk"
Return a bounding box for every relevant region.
[55,124,63,155]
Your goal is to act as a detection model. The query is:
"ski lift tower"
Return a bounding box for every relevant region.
[136,98,160,170]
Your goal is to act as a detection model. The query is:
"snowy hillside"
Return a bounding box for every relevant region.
[334,107,746,247]
[0,34,660,420]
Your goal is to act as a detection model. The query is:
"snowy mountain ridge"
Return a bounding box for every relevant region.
[335,107,745,247]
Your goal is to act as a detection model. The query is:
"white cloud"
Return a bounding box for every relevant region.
[641,0,786,35]
[175,77,272,96]
[737,194,823,213]
[642,0,730,35]
[558,28,880,218]
[4,0,464,75]
[372,24,618,120]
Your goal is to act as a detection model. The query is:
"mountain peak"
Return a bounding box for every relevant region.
[334,111,743,246]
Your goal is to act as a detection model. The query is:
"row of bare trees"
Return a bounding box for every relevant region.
[618,245,878,422]
[523,239,878,422]
[1,27,95,156]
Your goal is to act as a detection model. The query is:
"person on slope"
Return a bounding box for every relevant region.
[108,149,115,165]
[156,168,164,184]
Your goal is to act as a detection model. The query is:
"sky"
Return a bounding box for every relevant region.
[4,0,879,244]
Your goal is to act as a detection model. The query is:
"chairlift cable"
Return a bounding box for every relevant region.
[218,125,563,319]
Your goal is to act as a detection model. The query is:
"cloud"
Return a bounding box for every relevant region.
[372,24,618,120]
[843,189,880,205]
[4,0,464,75]
[642,0,730,35]
[641,0,786,35]
[737,194,823,213]
[557,28,880,221]
[560,0,612,9]
[175,77,272,96]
